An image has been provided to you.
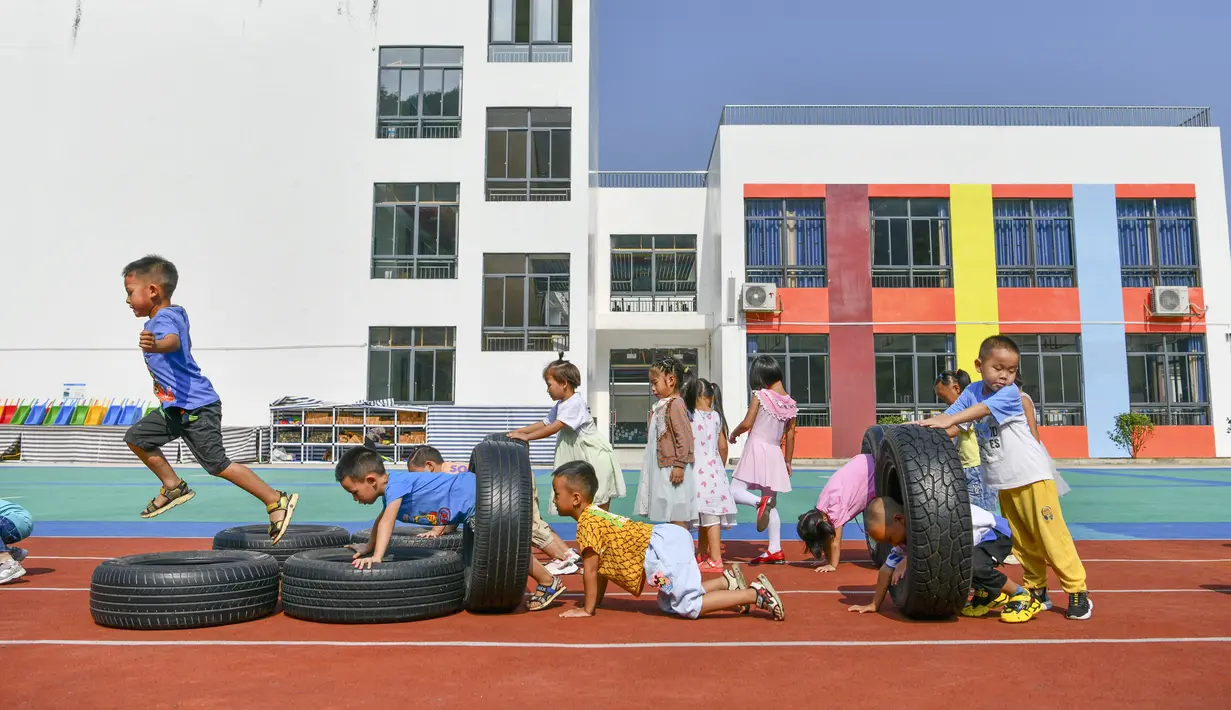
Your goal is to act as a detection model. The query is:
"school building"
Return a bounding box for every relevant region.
[0,2,1227,460]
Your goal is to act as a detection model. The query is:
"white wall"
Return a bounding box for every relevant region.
[0,0,593,424]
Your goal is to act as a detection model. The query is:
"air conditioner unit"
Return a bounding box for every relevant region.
[1151,286,1191,316]
[740,282,777,312]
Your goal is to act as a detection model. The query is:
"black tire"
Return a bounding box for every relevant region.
[350,525,464,552]
[875,425,972,620]
[90,550,280,630]
[861,425,890,567]
[483,431,529,450]
[212,524,352,567]
[463,439,533,613]
[280,548,464,624]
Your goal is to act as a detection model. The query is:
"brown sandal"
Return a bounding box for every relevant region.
[140,480,195,519]
[267,491,299,544]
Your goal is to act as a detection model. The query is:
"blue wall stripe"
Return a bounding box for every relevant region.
[1073,185,1131,457]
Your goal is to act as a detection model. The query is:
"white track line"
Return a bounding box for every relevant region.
[2,637,1229,649]
[5,587,1229,594]
[27,556,1231,563]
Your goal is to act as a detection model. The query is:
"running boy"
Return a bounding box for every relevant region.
[920,334,1091,620]
[0,498,33,584]
[551,460,785,621]
[122,256,298,543]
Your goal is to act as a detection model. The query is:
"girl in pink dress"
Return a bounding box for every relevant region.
[684,378,737,573]
[729,355,798,565]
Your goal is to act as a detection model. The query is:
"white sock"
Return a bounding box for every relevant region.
[767,506,782,553]
[729,478,762,507]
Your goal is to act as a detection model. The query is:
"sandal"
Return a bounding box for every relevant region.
[527,575,566,611]
[139,480,195,519]
[267,490,300,544]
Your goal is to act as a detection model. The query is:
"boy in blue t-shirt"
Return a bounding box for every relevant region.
[0,498,34,584]
[121,255,299,543]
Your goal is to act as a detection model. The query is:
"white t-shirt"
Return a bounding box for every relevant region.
[946,383,1053,492]
[543,393,595,436]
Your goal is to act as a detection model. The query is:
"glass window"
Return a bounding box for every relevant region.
[371,184,459,280]
[994,199,1076,287]
[744,199,826,287]
[1014,334,1084,425]
[874,334,955,420]
[367,327,455,403]
[870,199,952,287]
[610,235,698,313]
[1117,198,1200,287]
[485,108,571,201]
[483,254,570,351]
[746,336,830,426]
[1126,333,1209,424]
[376,47,463,139]
[489,0,573,63]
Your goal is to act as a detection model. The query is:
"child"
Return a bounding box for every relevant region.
[848,497,1042,623]
[796,453,875,572]
[551,461,785,621]
[407,444,469,474]
[728,354,797,564]
[335,447,566,611]
[0,498,33,584]
[921,335,1092,620]
[121,256,298,543]
[683,378,737,572]
[935,370,998,512]
[633,357,697,529]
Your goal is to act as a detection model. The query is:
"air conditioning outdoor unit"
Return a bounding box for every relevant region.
[740,282,777,312]
[1151,286,1191,316]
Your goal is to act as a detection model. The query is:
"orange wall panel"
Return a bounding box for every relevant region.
[872,288,954,333]
[1040,426,1088,458]
[868,184,950,198]
[992,185,1073,198]
[744,184,826,198]
[1115,184,1196,199]
[997,288,1082,333]
[1137,426,1215,458]
[745,288,830,333]
[793,427,833,459]
[1122,288,1206,333]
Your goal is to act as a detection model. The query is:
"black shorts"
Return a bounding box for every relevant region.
[123,401,232,476]
[971,529,1014,598]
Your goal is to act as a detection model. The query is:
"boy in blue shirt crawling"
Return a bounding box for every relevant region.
[121,256,299,543]
[336,447,569,611]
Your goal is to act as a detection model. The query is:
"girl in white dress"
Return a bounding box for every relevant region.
[684,378,737,573]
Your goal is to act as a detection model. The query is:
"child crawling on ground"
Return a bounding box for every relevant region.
[335,447,568,611]
[551,460,786,621]
[849,496,1042,623]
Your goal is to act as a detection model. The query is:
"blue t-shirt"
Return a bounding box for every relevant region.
[0,499,33,541]
[944,382,1053,491]
[382,470,476,526]
[143,306,219,411]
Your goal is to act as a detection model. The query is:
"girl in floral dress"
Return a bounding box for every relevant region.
[684,378,737,573]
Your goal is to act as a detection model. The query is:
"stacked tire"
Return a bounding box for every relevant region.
[212,524,351,567]
[350,525,463,552]
[280,548,465,623]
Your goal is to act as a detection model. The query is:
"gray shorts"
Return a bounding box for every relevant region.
[123,401,232,476]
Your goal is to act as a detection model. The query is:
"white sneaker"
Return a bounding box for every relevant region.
[0,559,26,585]
[545,549,581,576]
[1004,554,1020,565]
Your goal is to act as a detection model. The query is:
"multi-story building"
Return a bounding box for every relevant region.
[1,1,1226,459]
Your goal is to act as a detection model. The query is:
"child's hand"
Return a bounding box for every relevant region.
[814,563,837,573]
[848,603,877,614]
[786,462,793,477]
[352,555,382,569]
[891,563,907,585]
[417,527,443,539]
[560,608,593,618]
[919,414,955,429]
[139,330,157,352]
[670,466,684,485]
[345,542,372,559]
[507,431,525,441]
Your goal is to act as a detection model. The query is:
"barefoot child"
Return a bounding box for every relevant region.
[796,453,875,572]
[683,378,736,572]
[728,354,797,564]
[121,256,298,543]
[552,461,785,621]
[633,357,697,529]
[0,498,33,584]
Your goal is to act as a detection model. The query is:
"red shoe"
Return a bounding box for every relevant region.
[755,495,775,532]
[750,550,786,565]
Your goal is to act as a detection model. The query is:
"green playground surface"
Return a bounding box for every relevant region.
[1,464,1229,540]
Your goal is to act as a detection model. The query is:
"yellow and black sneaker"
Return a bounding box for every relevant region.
[1000,592,1044,623]
[961,590,1009,618]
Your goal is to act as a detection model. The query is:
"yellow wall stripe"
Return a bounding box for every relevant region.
[950,184,999,372]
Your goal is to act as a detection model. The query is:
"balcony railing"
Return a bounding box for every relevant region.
[485,180,571,202]
[1038,406,1084,426]
[372,258,457,280]
[483,330,570,352]
[796,409,830,427]
[745,265,827,288]
[1120,266,1200,288]
[871,267,952,288]
[1131,405,1210,426]
[875,405,947,422]
[376,118,462,139]
[719,105,1213,128]
[997,267,1076,288]
[488,44,572,63]
[609,294,697,313]
[591,171,707,188]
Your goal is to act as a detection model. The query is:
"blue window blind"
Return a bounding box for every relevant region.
[993,199,1075,287]
[1116,198,1199,287]
[745,199,826,287]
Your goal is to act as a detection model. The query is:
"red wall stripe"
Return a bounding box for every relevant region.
[825,185,875,458]
[997,288,1082,333]
[743,184,826,198]
[1122,288,1206,333]
[992,184,1073,198]
[1115,184,1196,199]
[868,184,950,198]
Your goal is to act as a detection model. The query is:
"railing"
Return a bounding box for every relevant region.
[796,409,831,427]
[719,105,1213,128]
[609,294,697,313]
[871,267,952,288]
[591,171,708,188]
[876,405,947,422]
[371,258,457,280]
[997,267,1076,288]
[1131,405,1210,426]
[483,330,570,352]
[485,180,572,202]
[376,118,462,139]
[487,44,572,63]
[746,265,827,288]
[1038,406,1084,426]
[1120,266,1200,288]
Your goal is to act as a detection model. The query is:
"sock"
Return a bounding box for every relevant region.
[1013,585,1027,597]
[728,478,761,507]
[767,506,782,553]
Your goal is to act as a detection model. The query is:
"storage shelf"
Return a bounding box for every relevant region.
[269,403,428,463]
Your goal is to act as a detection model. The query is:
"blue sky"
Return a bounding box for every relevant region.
[596,0,1231,205]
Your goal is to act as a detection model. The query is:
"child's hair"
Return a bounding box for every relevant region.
[335,446,387,482]
[935,369,971,390]
[650,356,687,394]
[543,351,581,389]
[748,354,784,391]
[552,460,598,502]
[864,496,904,531]
[407,445,445,469]
[684,378,730,439]
[797,509,835,560]
[121,255,179,297]
[978,334,1020,360]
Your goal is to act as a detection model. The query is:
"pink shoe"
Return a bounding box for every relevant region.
[699,558,725,573]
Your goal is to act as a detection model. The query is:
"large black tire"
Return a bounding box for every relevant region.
[90,550,280,630]
[212,524,352,567]
[350,525,464,552]
[483,431,529,450]
[875,425,972,620]
[280,548,464,623]
[463,438,533,613]
[861,425,890,567]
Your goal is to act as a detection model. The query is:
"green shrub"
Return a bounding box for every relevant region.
[1108,412,1155,458]
[878,414,907,425]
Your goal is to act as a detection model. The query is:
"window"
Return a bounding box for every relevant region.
[368,327,455,403]
[744,199,826,287]
[1014,334,1084,425]
[489,0,573,62]
[376,47,462,139]
[485,108,571,201]
[371,183,458,279]
[875,334,955,420]
[610,235,697,313]
[1127,334,1209,425]
[610,348,699,445]
[746,335,830,426]
[871,199,951,287]
[483,254,570,351]
[994,199,1076,287]
[1117,199,1200,287]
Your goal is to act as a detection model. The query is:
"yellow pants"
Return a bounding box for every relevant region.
[998,479,1087,594]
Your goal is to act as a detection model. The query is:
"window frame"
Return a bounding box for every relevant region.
[367,327,456,404]
[745,335,831,426]
[488,0,573,62]
[743,199,827,287]
[609,235,698,313]
[370,183,459,280]
[375,47,463,139]
[1126,333,1210,425]
[993,199,1077,288]
[1117,198,1201,288]
[870,198,953,288]
[482,253,571,351]
[1013,334,1085,425]
[874,334,956,420]
[485,108,572,202]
